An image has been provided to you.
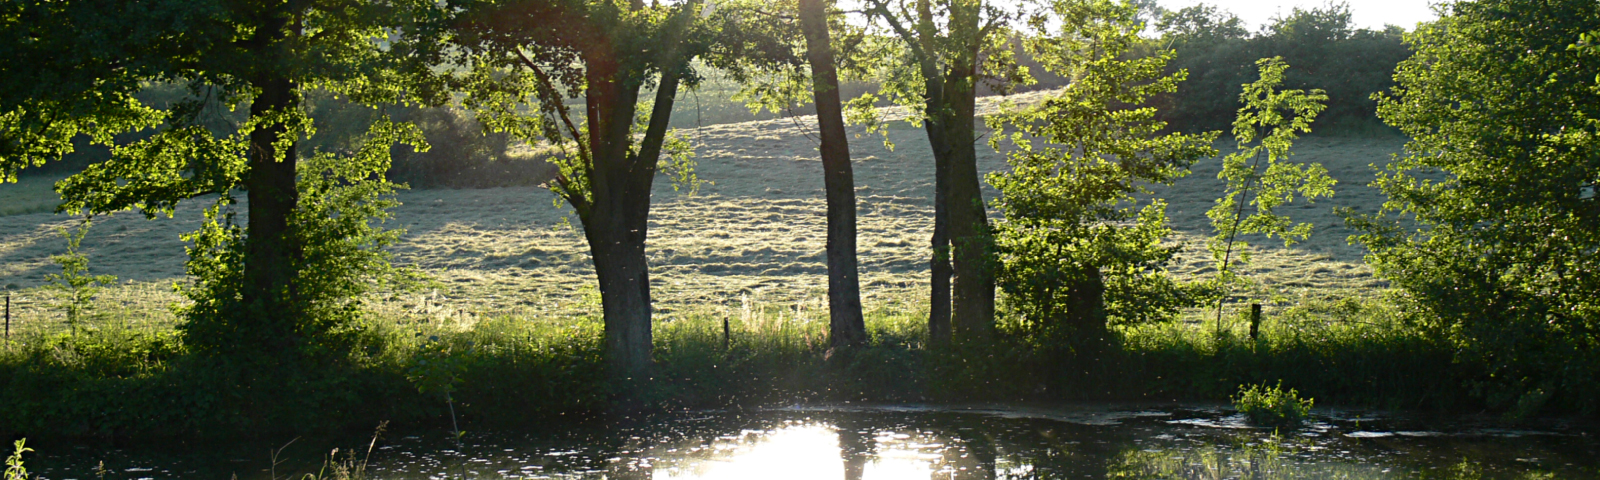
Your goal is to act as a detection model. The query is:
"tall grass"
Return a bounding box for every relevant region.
[0,291,1468,438]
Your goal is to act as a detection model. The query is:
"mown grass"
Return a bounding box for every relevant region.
[0,174,64,217]
[0,289,1465,438]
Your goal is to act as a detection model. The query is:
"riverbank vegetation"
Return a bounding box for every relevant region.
[1,0,1596,440]
[0,293,1458,437]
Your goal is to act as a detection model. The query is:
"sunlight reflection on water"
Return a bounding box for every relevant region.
[28,407,1600,479]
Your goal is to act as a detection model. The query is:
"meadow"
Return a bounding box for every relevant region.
[0,91,1463,439]
[0,89,1395,336]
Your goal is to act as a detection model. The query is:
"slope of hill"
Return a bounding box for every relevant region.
[0,91,1403,333]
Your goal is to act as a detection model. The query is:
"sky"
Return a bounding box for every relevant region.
[1160,0,1439,31]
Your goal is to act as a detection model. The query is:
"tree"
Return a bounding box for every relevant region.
[1153,2,1409,133]
[862,0,1027,342]
[799,0,869,348]
[1207,57,1333,332]
[452,0,721,377]
[45,217,119,336]
[717,0,870,348]
[52,0,444,361]
[1349,0,1600,415]
[987,0,1217,344]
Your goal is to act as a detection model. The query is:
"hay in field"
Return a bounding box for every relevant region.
[0,91,1401,333]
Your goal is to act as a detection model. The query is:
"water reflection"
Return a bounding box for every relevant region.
[29,407,1600,479]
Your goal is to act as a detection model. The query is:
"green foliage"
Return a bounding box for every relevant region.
[1349,0,1600,416]
[986,0,1219,340]
[406,336,471,401]
[1153,2,1410,133]
[177,118,424,360]
[407,335,471,437]
[0,292,1478,437]
[1233,380,1313,428]
[3,440,28,480]
[44,217,118,335]
[452,0,720,214]
[851,0,1032,141]
[37,0,450,383]
[1208,58,1333,301]
[0,0,173,183]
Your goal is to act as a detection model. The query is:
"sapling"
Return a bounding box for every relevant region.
[45,217,117,335]
[1209,57,1334,337]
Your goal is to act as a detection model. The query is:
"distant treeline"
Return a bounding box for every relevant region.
[23,2,1408,189]
[1149,2,1411,133]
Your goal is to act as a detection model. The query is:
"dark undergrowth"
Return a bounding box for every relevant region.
[0,297,1485,440]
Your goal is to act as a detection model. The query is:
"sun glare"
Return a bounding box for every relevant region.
[650,422,945,480]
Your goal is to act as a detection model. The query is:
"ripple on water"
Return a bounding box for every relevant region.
[26,405,1600,479]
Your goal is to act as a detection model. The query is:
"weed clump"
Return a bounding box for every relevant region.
[1234,381,1314,428]
[4,439,29,480]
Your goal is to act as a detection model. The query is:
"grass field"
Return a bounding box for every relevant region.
[0,90,1403,338]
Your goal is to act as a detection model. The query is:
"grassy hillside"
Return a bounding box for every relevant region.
[0,90,1402,337]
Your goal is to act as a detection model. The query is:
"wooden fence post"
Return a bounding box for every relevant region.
[1249,303,1262,341]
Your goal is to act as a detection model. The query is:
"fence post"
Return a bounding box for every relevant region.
[1249,303,1262,341]
[5,294,10,339]
[723,317,731,350]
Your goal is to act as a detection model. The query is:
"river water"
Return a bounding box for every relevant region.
[27,404,1600,479]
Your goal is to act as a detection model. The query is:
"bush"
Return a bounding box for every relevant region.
[1233,381,1314,428]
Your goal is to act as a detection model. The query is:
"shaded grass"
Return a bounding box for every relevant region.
[0,174,64,217]
[0,292,1468,438]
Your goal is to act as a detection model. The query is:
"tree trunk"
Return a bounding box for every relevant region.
[928,124,953,344]
[909,0,993,343]
[798,0,866,349]
[588,214,653,379]
[942,74,994,341]
[908,0,953,345]
[242,12,302,355]
[575,39,686,379]
[1066,265,1107,343]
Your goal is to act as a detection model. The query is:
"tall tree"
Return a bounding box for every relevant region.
[453,0,719,377]
[714,0,870,347]
[1349,0,1600,415]
[798,0,867,347]
[862,0,1025,341]
[52,0,445,360]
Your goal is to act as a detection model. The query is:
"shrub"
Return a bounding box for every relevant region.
[1233,381,1314,428]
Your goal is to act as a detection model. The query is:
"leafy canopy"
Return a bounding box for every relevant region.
[451,0,726,213]
[1349,0,1600,415]
[986,0,1218,334]
[1207,57,1333,288]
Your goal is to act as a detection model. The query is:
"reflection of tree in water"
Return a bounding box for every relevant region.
[1110,444,1287,480]
[883,413,1126,479]
[1106,440,1397,480]
[835,418,874,480]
